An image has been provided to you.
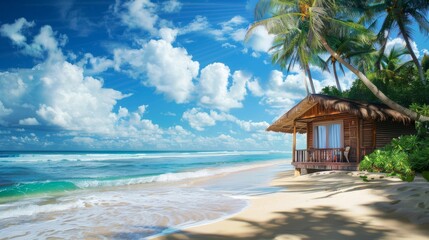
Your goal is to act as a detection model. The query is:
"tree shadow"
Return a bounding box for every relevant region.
[156,206,389,240]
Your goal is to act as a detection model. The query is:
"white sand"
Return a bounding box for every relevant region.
[156,171,429,240]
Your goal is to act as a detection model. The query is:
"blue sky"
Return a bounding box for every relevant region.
[0,0,428,151]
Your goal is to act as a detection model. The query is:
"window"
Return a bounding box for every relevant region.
[313,122,342,148]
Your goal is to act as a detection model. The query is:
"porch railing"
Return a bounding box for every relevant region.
[295,147,376,163]
[295,148,346,163]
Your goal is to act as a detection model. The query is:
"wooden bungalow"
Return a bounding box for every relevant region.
[267,94,416,176]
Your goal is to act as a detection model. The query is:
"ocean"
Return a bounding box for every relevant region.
[0,151,292,239]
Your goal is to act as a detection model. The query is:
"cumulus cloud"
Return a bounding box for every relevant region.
[158,27,178,43]
[198,63,250,111]
[1,19,66,62]
[114,0,159,34]
[247,79,264,97]
[182,108,268,132]
[19,117,40,126]
[114,39,199,103]
[0,18,34,45]
[0,20,173,139]
[245,26,275,53]
[260,70,309,110]
[162,0,182,13]
[80,53,115,74]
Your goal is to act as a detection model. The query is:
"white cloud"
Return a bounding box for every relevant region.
[182,108,268,132]
[162,0,182,13]
[158,27,178,43]
[115,0,159,34]
[222,43,237,48]
[81,53,115,74]
[34,61,126,133]
[180,15,210,34]
[114,39,199,103]
[0,21,161,137]
[245,26,275,53]
[198,63,250,111]
[0,101,13,117]
[235,119,269,132]
[138,105,148,115]
[71,136,95,145]
[208,15,248,41]
[182,108,218,131]
[260,70,308,111]
[0,18,34,46]
[0,19,65,62]
[247,79,264,97]
[385,37,419,59]
[19,117,40,126]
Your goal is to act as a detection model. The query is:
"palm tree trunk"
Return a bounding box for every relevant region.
[305,63,316,94]
[376,31,389,70]
[320,36,429,122]
[332,62,342,92]
[398,20,426,84]
[303,70,310,95]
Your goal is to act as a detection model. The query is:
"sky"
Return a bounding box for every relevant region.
[0,0,428,151]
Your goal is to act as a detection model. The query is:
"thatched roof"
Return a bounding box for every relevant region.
[267,94,413,134]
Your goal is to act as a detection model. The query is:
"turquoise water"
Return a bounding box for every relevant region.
[0,151,292,239]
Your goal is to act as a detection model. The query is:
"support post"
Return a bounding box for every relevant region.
[292,121,297,162]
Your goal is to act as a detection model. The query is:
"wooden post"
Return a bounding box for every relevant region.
[357,119,361,162]
[292,121,297,162]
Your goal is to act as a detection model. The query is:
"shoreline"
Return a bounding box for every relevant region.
[156,170,429,240]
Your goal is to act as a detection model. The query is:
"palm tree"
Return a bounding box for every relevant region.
[269,21,324,94]
[248,0,429,122]
[378,46,414,83]
[369,0,429,84]
[323,34,376,92]
[249,0,318,94]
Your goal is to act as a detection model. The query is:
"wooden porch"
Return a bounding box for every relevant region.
[292,147,375,171]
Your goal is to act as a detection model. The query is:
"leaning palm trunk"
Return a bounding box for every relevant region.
[305,63,316,93]
[320,36,429,122]
[332,62,342,92]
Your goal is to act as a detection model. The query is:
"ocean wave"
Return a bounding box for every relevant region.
[0,151,287,162]
[0,199,87,219]
[73,161,282,188]
[1,161,284,198]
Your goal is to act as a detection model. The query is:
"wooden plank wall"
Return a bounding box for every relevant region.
[307,122,313,148]
[361,120,375,147]
[375,121,416,148]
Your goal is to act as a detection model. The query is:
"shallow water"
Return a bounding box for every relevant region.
[0,151,292,239]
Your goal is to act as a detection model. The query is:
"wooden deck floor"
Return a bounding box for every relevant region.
[292,162,359,171]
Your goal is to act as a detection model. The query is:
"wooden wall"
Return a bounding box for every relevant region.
[375,121,416,148]
[361,120,375,148]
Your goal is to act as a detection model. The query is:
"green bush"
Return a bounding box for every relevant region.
[359,149,414,181]
[359,134,429,181]
[409,145,429,172]
[422,171,429,182]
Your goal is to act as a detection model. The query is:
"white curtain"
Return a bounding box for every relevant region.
[316,126,327,148]
[329,124,341,148]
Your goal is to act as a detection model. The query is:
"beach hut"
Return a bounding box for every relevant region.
[267,94,416,176]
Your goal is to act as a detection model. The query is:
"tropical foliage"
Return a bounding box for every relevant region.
[359,134,429,182]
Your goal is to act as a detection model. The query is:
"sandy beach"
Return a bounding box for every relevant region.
[157,171,429,240]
